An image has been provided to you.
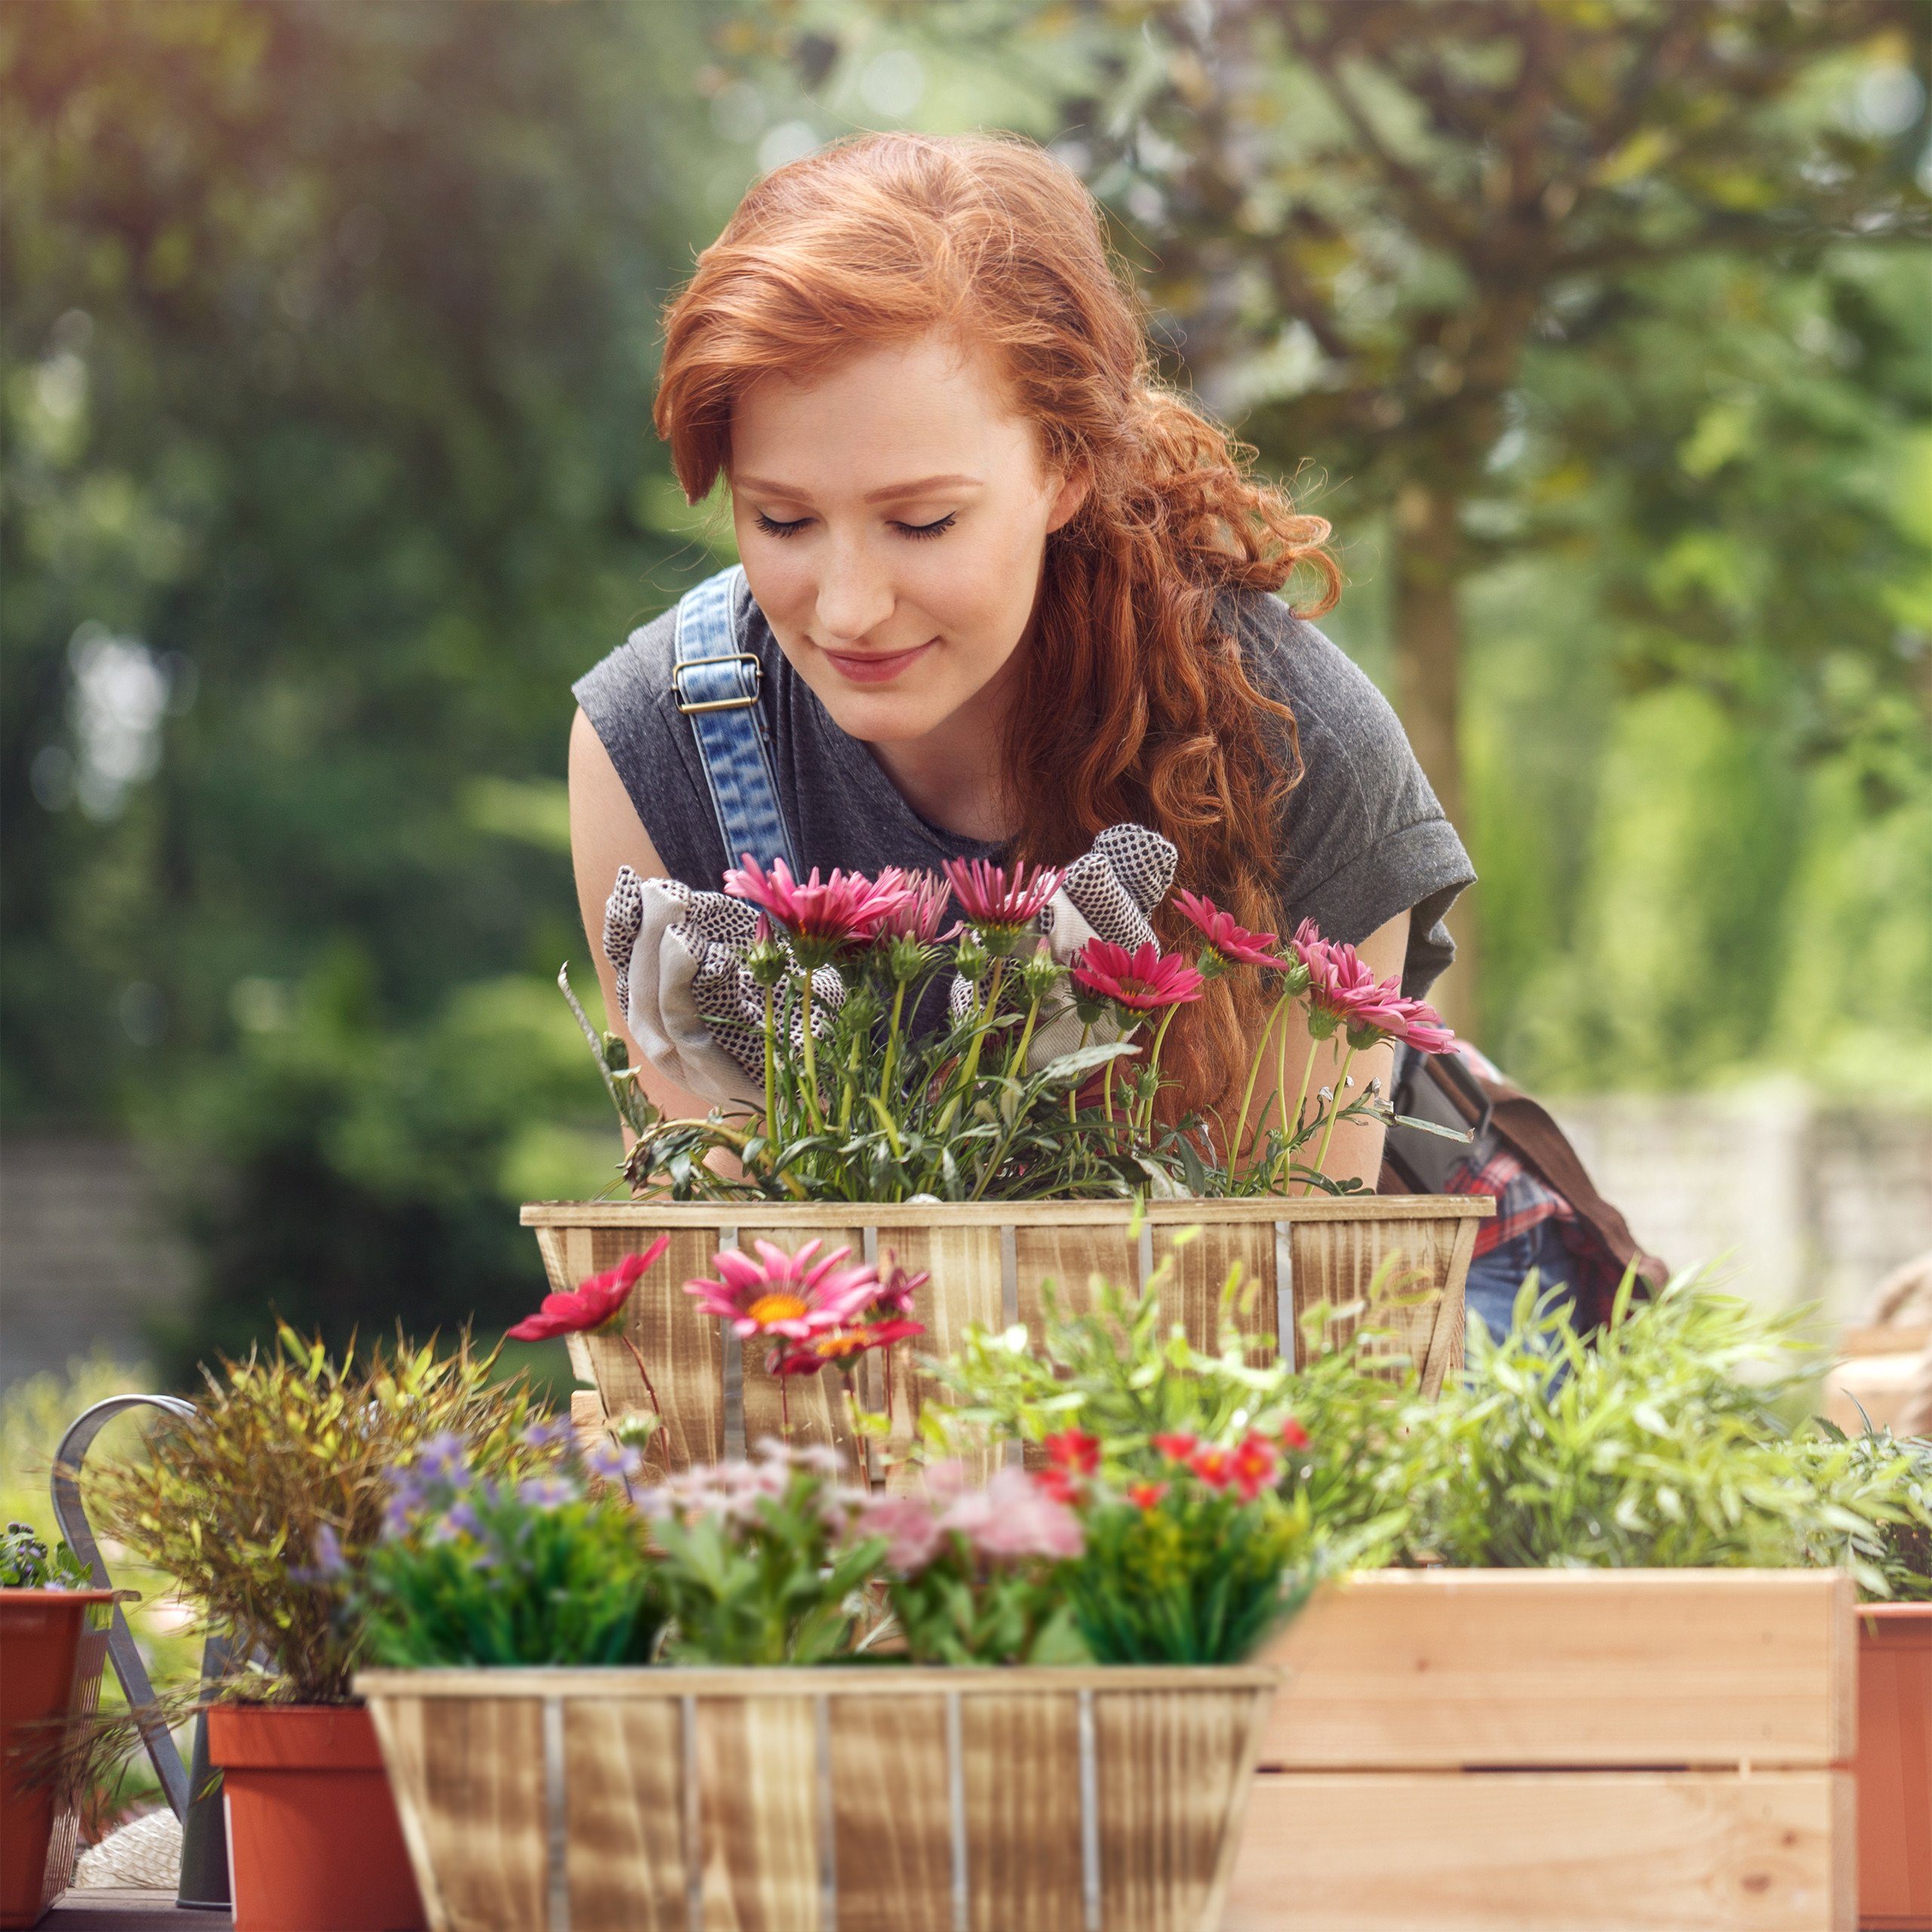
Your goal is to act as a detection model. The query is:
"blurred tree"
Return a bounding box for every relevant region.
[1,0,728,1370]
[739,0,1932,1031]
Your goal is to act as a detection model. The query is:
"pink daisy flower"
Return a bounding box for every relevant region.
[1384,994,1457,1057]
[861,868,955,944]
[1293,925,1406,1043]
[684,1238,881,1343]
[1172,890,1288,971]
[724,856,912,965]
[940,857,1065,938]
[1070,939,1205,1014]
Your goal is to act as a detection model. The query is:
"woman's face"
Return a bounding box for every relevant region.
[727,331,1086,749]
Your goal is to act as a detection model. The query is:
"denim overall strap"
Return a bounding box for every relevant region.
[672,563,797,875]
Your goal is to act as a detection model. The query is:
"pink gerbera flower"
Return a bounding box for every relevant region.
[1383,993,1457,1057]
[940,857,1064,940]
[1071,939,1205,1014]
[1172,890,1288,971]
[684,1238,881,1342]
[724,856,912,965]
[862,868,955,945]
[1293,926,1406,1044]
[506,1236,671,1340]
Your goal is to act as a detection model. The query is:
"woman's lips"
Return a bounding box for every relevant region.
[820,638,937,685]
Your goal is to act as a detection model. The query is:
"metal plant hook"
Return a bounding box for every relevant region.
[49,1393,197,1819]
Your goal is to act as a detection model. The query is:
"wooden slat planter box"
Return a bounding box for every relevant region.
[356,1663,1276,1932]
[522,1196,1490,1478]
[1229,1569,1860,1932]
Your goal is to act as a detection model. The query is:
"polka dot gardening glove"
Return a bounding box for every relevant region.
[601,867,841,1108]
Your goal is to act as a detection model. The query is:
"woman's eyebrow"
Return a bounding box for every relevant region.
[735,473,983,503]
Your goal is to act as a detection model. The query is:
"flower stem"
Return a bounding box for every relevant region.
[1231,988,1291,1180]
[1275,1008,1318,1194]
[617,1333,664,1427]
[797,970,823,1130]
[762,984,779,1143]
[1137,1005,1180,1140]
[937,957,1004,1135]
[876,979,908,1108]
[1305,1044,1357,1192]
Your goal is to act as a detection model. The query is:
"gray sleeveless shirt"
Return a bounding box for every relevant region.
[574,574,1474,998]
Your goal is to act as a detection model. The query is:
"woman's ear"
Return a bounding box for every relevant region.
[1045,463,1091,534]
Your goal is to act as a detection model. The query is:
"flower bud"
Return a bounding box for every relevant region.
[954,931,989,984]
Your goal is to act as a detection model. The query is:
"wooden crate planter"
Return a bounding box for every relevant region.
[523,1196,1490,1475]
[357,1663,1276,1932]
[1228,1568,1859,1932]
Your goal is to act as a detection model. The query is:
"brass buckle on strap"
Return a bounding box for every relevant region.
[672,653,763,715]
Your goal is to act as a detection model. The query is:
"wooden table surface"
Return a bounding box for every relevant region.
[48,1891,230,1929]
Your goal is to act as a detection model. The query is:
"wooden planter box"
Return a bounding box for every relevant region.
[522,1196,1490,1477]
[357,1663,1276,1932]
[1228,1569,1859,1931]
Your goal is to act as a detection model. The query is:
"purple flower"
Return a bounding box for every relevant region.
[521,1416,576,1454]
[517,1475,580,1509]
[585,1438,644,1485]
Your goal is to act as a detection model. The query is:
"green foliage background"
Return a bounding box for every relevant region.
[3,0,1928,1377]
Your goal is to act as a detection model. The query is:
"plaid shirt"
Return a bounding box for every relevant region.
[1443,1140,1572,1257]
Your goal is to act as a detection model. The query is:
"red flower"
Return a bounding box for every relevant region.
[506,1237,671,1341]
[1070,940,1205,1014]
[1230,1433,1280,1502]
[1173,891,1287,971]
[724,856,912,963]
[770,1316,927,1379]
[1151,1432,1199,1463]
[1291,924,1406,1043]
[941,857,1065,936]
[1186,1444,1237,1491]
[1278,1417,1311,1452]
[1033,1467,1082,1505]
[1044,1429,1101,1475]
[1126,1481,1169,1512]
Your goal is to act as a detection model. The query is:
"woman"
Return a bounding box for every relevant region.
[569,130,1475,1194]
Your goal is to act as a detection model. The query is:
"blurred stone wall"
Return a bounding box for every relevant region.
[1551,1080,1932,1321]
[0,1137,193,1388]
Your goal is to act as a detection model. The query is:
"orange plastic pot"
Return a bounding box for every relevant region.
[1860,1604,1932,1930]
[0,1588,116,1930]
[205,1703,425,1932]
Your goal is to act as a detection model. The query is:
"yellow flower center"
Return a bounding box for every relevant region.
[746,1291,810,1327]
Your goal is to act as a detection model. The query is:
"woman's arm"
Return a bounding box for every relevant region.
[568,706,740,1148]
[1233,909,1411,1191]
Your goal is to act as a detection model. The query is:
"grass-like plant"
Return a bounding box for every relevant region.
[1411,1274,1932,1590]
[82,1324,543,1702]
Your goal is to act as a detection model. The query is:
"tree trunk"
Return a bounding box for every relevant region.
[1391,481,1478,1040]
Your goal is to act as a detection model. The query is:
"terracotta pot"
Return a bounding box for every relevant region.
[0,1588,116,1930]
[1859,1603,1932,1930]
[205,1703,425,1932]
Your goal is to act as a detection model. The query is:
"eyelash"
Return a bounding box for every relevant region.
[752,512,958,542]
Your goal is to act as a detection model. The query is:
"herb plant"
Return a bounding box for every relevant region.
[355,1423,666,1666]
[637,1441,884,1665]
[82,1324,543,1701]
[1,1521,91,1591]
[1411,1275,1928,1589]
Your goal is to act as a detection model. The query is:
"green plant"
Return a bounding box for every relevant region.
[82,1324,543,1701]
[1410,1274,1918,1589]
[1064,1467,1320,1665]
[933,1241,1427,1562]
[638,1441,884,1665]
[854,1466,1086,1665]
[355,1423,666,1666]
[1805,1422,1932,1601]
[0,1521,91,1589]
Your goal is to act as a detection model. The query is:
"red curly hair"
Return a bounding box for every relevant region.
[652,131,1340,1128]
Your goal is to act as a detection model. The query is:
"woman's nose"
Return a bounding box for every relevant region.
[813,548,895,644]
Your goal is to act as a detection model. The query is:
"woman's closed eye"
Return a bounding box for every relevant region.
[752,510,958,541]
